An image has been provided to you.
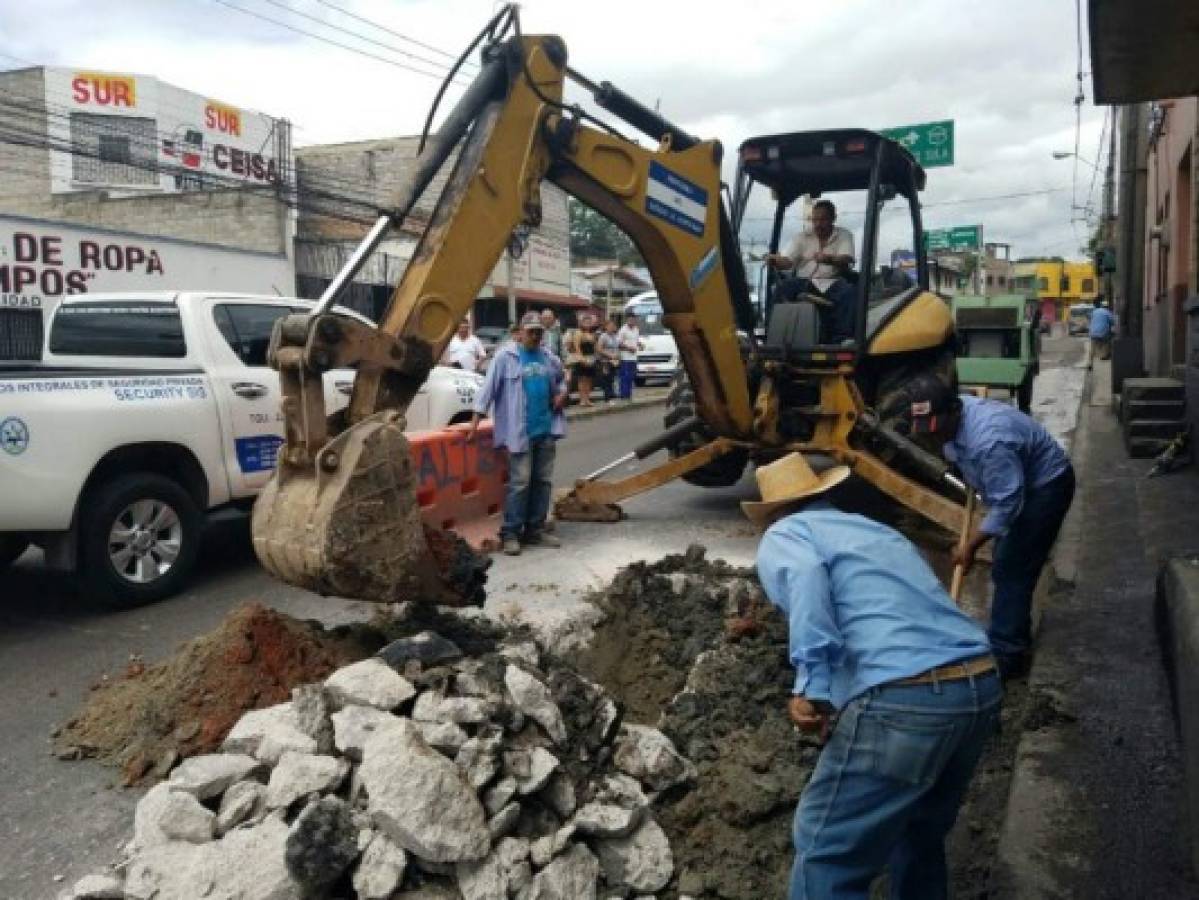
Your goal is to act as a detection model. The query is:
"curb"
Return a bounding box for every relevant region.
[565,394,668,422]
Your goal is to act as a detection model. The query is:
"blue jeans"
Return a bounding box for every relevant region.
[618,360,637,399]
[990,465,1075,660]
[502,436,556,540]
[791,670,1002,900]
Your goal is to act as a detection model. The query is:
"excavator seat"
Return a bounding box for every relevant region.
[766,300,822,354]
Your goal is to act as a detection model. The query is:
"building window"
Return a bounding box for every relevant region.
[986,275,994,287]
[1060,275,1070,292]
[70,113,157,187]
[1082,278,1095,293]
[1038,277,1049,291]
[998,275,1007,286]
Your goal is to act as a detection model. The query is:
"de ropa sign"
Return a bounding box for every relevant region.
[881,120,955,168]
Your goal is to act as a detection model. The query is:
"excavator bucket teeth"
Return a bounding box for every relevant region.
[252,412,488,606]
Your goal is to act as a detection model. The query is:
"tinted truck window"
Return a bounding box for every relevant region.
[212,304,295,367]
[49,301,186,357]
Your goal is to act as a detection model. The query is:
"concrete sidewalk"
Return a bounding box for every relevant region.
[993,360,1199,898]
[565,387,669,422]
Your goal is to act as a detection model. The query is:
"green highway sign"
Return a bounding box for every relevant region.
[881,119,954,168]
[924,225,981,252]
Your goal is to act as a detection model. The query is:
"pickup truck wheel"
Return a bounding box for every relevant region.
[0,535,30,572]
[664,372,749,488]
[80,473,201,607]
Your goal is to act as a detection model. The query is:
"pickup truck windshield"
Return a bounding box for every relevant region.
[49,301,186,358]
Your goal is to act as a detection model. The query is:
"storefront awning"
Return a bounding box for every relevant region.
[1089,0,1199,102]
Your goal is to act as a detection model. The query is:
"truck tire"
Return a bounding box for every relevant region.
[0,534,30,572]
[663,373,749,488]
[79,472,202,607]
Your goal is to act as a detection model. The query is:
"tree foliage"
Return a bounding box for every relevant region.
[569,199,643,266]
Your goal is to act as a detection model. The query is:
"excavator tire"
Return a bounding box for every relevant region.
[663,372,749,488]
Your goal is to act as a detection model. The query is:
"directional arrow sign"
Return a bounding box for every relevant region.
[881,120,955,168]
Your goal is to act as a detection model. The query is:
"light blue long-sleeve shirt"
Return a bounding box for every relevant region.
[473,343,567,453]
[944,395,1070,537]
[1089,306,1114,339]
[756,501,991,709]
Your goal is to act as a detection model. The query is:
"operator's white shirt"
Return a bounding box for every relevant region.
[444,334,487,371]
[784,225,856,293]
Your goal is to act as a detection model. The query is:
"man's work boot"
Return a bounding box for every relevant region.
[524,532,561,549]
[503,536,522,556]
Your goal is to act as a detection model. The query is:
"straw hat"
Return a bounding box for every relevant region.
[741,452,851,527]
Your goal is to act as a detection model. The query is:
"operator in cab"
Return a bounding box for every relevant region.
[765,199,857,342]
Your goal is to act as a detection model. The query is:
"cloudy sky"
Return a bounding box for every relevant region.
[2,0,1106,260]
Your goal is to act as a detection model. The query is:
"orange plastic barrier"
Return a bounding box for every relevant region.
[406,422,507,551]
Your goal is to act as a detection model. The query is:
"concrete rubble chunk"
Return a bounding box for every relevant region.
[222,702,317,764]
[413,691,496,725]
[285,797,359,893]
[266,750,350,809]
[67,872,124,899]
[291,683,335,753]
[488,801,522,840]
[168,753,262,801]
[504,747,559,795]
[324,658,416,711]
[359,718,491,863]
[510,861,533,894]
[123,815,299,900]
[613,724,696,791]
[517,843,599,900]
[129,783,177,851]
[540,772,577,819]
[483,776,519,817]
[353,831,409,900]
[498,638,541,668]
[571,801,644,839]
[332,704,407,761]
[456,837,531,900]
[504,666,568,745]
[594,818,673,893]
[456,728,504,789]
[416,719,470,754]
[377,631,464,670]
[529,824,576,869]
[216,780,265,835]
[157,790,215,843]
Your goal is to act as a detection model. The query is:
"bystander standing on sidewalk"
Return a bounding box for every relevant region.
[598,318,620,401]
[1089,300,1114,364]
[540,308,563,358]
[441,319,488,372]
[616,313,642,400]
[468,311,566,556]
[564,313,600,407]
[901,375,1075,680]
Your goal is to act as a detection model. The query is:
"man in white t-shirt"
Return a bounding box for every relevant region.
[615,314,642,400]
[443,320,488,372]
[765,199,857,342]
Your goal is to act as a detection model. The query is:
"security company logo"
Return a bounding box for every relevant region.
[1,417,30,455]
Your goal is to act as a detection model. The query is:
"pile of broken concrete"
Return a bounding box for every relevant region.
[65,628,695,899]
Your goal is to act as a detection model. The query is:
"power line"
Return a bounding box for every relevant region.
[310,0,479,73]
[255,0,472,83]
[207,0,466,84]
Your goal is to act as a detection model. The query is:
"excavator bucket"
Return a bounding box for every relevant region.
[252,411,488,607]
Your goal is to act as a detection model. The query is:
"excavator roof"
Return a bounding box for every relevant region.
[737,128,926,206]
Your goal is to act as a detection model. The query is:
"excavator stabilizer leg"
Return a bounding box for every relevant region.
[252,411,488,606]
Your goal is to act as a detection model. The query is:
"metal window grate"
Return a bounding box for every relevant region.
[70,113,157,187]
[0,309,44,361]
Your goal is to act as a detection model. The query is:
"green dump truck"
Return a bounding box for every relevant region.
[952,293,1041,412]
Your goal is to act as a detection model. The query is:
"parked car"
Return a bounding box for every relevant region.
[1068,302,1095,335]
[624,292,680,385]
[0,292,482,605]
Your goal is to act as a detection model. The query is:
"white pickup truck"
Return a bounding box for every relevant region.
[0,292,482,605]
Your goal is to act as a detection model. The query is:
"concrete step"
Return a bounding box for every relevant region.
[1124,418,1189,440]
[1125,435,1174,458]
[1123,377,1185,404]
[1123,398,1186,423]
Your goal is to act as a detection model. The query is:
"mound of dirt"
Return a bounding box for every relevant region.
[53,604,384,784]
[578,547,811,898]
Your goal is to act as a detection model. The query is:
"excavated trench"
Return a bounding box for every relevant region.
[575,536,1043,900]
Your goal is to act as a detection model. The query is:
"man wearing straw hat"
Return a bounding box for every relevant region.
[745,452,1000,900]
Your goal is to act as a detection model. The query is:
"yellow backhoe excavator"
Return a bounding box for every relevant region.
[251,8,970,604]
